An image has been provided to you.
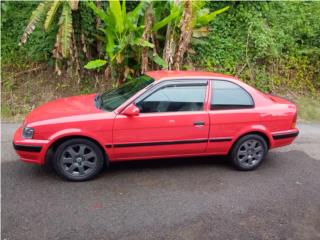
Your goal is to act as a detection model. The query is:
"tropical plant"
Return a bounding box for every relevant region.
[85,0,158,84]
[86,0,229,81]
[124,0,229,72]
[19,0,79,74]
[152,0,229,70]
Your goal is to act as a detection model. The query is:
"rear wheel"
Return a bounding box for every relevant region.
[53,138,104,181]
[230,134,268,171]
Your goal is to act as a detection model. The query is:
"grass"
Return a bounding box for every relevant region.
[296,96,320,122]
[1,103,13,120]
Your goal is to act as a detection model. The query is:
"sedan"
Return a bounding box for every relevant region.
[13,71,299,181]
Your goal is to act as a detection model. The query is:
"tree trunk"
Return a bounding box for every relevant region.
[163,0,180,70]
[71,28,81,83]
[163,25,175,70]
[173,0,193,70]
[69,0,79,11]
[141,4,154,74]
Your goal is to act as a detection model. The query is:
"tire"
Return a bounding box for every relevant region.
[52,138,105,181]
[230,134,268,171]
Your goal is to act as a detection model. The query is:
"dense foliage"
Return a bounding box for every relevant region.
[1,1,56,65]
[1,1,319,94]
[193,1,320,93]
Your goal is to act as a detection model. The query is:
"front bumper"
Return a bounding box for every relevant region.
[13,127,49,165]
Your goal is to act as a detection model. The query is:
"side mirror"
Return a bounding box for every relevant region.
[122,103,140,117]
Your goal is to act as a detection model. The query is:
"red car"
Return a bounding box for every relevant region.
[13,71,299,181]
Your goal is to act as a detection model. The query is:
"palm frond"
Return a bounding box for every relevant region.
[152,4,181,32]
[108,0,124,34]
[19,1,51,46]
[86,0,109,24]
[122,0,126,22]
[105,29,115,59]
[127,1,148,22]
[58,3,73,58]
[44,0,62,31]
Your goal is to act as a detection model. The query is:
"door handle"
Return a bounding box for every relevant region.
[193,121,205,126]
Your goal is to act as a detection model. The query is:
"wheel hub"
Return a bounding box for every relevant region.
[75,156,84,164]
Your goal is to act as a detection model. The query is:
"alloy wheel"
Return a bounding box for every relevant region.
[237,139,264,168]
[60,144,98,177]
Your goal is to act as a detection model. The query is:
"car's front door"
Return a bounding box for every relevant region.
[112,80,210,160]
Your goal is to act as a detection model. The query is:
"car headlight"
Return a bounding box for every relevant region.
[22,127,34,139]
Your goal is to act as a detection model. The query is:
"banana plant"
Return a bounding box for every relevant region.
[152,1,229,38]
[85,0,154,82]
[85,0,229,80]
[174,1,229,69]
[20,0,79,59]
[152,0,229,70]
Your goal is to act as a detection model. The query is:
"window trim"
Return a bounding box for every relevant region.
[210,80,255,111]
[134,80,208,114]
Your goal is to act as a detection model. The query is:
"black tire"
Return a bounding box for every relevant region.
[230,134,268,171]
[52,138,105,181]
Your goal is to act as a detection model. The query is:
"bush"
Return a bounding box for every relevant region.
[1,1,319,94]
[191,1,320,94]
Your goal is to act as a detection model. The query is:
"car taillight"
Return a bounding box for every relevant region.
[291,112,297,128]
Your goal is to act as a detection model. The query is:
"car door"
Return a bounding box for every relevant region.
[207,80,258,154]
[112,80,210,160]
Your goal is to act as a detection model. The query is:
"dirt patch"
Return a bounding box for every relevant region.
[1,64,111,121]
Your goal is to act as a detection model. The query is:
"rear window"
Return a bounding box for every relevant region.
[211,80,254,110]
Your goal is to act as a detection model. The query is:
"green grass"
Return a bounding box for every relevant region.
[1,103,13,120]
[296,96,320,122]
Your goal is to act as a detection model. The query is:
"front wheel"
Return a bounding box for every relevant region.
[53,138,105,181]
[230,134,268,171]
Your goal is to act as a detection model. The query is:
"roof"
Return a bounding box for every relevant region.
[146,70,238,81]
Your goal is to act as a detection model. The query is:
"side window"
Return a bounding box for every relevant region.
[211,80,254,110]
[137,84,206,113]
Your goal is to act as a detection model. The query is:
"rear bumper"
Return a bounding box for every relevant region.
[13,127,49,165]
[271,129,299,148]
[272,131,299,140]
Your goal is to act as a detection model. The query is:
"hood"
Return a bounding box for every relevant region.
[24,94,103,124]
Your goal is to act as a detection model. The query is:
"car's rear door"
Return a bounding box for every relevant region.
[112,80,210,160]
[207,80,258,154]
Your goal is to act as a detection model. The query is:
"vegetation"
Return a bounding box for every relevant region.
[1,1,320,121]
[194,1,320,94]
[296,96,320,122]
[19,0,82,76]
[84,0,229,84]
[85,0,152,84]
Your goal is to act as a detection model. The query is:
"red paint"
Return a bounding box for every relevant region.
[13,71,299,165]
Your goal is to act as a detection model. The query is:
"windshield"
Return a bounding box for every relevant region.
[100,75,154,111]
